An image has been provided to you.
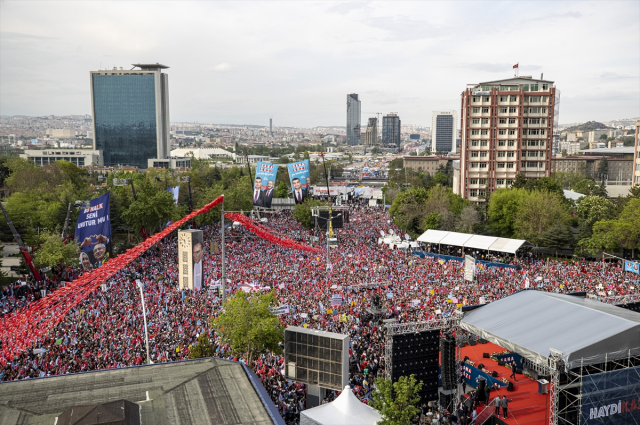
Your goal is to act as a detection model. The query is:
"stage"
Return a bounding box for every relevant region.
[460,341,550,425]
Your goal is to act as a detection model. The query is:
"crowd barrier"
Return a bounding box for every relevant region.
[412,251,517,270]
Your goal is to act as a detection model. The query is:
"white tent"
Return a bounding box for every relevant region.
[300,386,381,425]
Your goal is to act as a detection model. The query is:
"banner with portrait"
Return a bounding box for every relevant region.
[287,159,310,204]
[178,229,204,290]
[75,191,112,272]
[252,161,278,208]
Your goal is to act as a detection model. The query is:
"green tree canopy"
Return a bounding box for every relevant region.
[121,179,179,234]
[513,190,571,246]
[370,375,423,425]
[580,198,640,255]
[211,290,284,366]
[33,231,80,269]
[487,188,529,237]
[188,332,216,359]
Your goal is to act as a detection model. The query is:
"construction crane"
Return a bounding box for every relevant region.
[0,202,42,281]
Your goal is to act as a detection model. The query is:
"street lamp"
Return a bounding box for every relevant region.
[136,279,152,365]
[112,178,137,201]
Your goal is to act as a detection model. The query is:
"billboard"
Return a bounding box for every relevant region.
[178,229,204,290]
[581,366,640,425]
[75,191,112,271]
[464,255,476,282]
[253,161,278,208]
[287,160,310,204]
[284,326,349,391]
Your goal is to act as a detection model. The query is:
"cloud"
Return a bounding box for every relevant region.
[528,11,581,22]
[600,72,636,79]
[212,63,231,72]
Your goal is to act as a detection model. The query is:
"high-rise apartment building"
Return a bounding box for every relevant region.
[432,111,457,153]
[633,120,640,186]
[90,63,170,168]
[456,76,559,201]
[364,118,378,146]
[346,94,361,146]
[382,113,401,146]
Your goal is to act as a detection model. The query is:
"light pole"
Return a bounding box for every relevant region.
[112,178,137,201]
[61,200,91,239]
[136,279,152,364]
[221,197,226,303]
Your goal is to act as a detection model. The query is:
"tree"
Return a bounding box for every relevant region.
[596,157,608,183]
[278,156,290,164]
[512,173,527,189]
[292,198,322,229]
[574,178,606,197]
[188,332,216,359]
[539,223,574,255]
[121,179,178,234]
[599,133,608,140]
[581,198,640,255]
[513,191,570,246]
[487,188,529,237]
[0,246,6,279]
[273,181,289,198]
[211,290,284,366]
[576,195,614,241]
[33,231,80,269]
[433,171,448,186]
[370,375,423,425]
[456,205,480,233]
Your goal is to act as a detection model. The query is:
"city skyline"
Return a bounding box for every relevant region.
[1,1,638,127]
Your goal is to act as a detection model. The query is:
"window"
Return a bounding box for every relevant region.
[529,118,540,124]
[527,161,538,168]
[471,163,479,168]
[542,108,547,113]
[470,189,478,197]
[541,129,546,135]
[470,179,478,184]
[529,96,540,102]
[499,118,507,124]
[507,152,515,158]
[483,96,490,102]
[472,118,480,124]
[509,107,517,113]
[479,163,487,168]
[482,108,489,113]
[528,140,538,146]
[510,95,518,101]
[471,140,479,147]
[541,118,546,124]
[527,151,538,157]
[497,179,505,185]
[529,129,540,135]
[481,130,488,135]
[471,152,479,157]
[497,162,505,168]
[500,96,508,102]
[472,107,480,113]
[522,141,527,148]
[500,107,507,113]
[498,140,506,146]
[508,129,516,135]
[522,118,528,124]
[529,107,540,113]
[508,140,515,147]
[471,130,479,135]
[530,84,539,92]
[498,129,506,135]
[509,118,516,124]
[473,97,480,103]
[507,163,514,169]
[480,152,488,157]
[542,96,548,102]
[482,118,489,124]
[542,83,549,90]
[480,141,488,147]
[479,190,486,196]
[498,152,506,157]
[539,141,545,147]
[479,179,487,185]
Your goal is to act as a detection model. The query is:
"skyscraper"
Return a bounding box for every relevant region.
[382,113,401,146]
[432,111,457,153]
[346,94,361,146]
[90,63,170,168]
[457,76,558,201]
[364,118,378,146]
[270,118,273,135]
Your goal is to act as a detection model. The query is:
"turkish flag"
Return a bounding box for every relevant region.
[513,63,519,69]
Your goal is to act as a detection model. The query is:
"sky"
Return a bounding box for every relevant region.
[1,1,639,128]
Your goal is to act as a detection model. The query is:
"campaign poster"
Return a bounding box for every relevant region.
[178,229,204,290]
[76,191,112,271]
[253,161,278,208]
[287,159,311,204]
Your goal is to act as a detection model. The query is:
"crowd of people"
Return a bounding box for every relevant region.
[1,202,638,424]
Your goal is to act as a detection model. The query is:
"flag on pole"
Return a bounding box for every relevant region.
[513,63,519,69]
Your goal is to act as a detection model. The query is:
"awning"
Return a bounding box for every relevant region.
[439,232,473,246]
[463,235,499,250]
[416,230,531,254]
[417,229,449,244]
[488,238,530,254]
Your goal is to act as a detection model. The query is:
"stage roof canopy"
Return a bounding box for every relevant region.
[416,230,532,254]
[459,290,640,370]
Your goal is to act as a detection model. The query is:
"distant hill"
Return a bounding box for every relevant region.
[564,121,612,132]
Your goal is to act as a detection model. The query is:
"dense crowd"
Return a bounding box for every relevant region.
[1,202,638,424]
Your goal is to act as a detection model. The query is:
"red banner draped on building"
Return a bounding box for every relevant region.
[0,195,225,362]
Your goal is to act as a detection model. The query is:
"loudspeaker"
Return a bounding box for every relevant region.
[498,361,505,366]
[476,377,486,402]
[479,339,487,344]
[492,371,498,377]
[469,340,476,346]
[507,381,514,392]
[516,368,522,374]
[478,363,485,370]
[483,353,490,358]
[391,330,440,403]
[439,390,455,412]
[440,335,457,391]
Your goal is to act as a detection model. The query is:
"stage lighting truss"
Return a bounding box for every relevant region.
[549,349,640,425]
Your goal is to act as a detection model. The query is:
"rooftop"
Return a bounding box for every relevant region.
[578,147,635,155]
[132,63,170,70]
[0,357,282,425]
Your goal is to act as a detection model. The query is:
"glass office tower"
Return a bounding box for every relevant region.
[91,64,170,168]
[382,113,401,146]
[346,94,361,146]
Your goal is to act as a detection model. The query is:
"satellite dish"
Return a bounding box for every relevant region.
[379,230,385,237]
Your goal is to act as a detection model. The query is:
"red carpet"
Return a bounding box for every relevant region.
[460,342,550,425]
